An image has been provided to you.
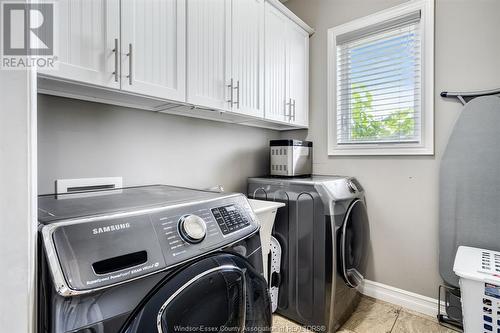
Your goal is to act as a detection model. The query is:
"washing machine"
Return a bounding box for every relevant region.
[37,185,271,333]
[248,176,370,332]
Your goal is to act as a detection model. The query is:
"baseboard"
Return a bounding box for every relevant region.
[360,280,445,318]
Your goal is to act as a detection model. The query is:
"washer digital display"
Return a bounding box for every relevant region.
[211,205,249,235]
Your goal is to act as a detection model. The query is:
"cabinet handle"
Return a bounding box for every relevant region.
[227,78,234,106]
[233,80,240,108]
[286,98,292,121]
[112,38,119,82]
[292,99,296,121]
[126,43,133,85]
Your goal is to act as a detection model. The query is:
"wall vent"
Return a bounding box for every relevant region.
[56,177,123,194]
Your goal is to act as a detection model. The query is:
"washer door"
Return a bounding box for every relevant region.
[120,253,271,333]
[340,199,370,288]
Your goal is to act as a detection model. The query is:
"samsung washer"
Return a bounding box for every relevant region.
[37,185,271,333]
[248,176,370,332]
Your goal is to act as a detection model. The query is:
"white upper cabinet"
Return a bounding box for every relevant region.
[264,2,309,127]
[264,3,287,122]
[37,0,311,130]
[186,0,264,116]
[39,0,120,88]
[121,0,186,101]
[186,0,231,111]
[287,22,309,127]
[230,0,265,117]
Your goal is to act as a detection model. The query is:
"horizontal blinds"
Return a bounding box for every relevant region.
[336,13,422,144]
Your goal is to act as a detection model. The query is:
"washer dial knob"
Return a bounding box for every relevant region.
[178,215,207,243]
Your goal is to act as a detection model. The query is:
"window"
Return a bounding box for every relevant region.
[328,0,434,155]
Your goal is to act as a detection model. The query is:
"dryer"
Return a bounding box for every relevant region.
[37,185,271,333]
[248,176,370,332]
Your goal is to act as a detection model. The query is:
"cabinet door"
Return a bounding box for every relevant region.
[121,0,186,101]
[186,0,232,111]
[38,0,120,89]
[231,0,264,117]
[264,4,288,122]
[287,22,309,127]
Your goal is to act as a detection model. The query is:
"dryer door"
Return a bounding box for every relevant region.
[340,199,370,288]
[120,253,271,333]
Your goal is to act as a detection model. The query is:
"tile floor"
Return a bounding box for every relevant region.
[272,296,459,333]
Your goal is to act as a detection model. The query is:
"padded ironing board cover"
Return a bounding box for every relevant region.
[440,96,500,286]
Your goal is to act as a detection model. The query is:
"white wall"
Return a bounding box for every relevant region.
[37,94,278,195]
[283,0,500,298]
[0,71,37,331]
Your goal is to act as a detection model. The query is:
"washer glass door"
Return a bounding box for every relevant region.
[340,199,370,288]
[120,253,271,333]
[158,267,244,333]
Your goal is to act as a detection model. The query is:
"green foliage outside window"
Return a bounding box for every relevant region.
[349,84,415,140]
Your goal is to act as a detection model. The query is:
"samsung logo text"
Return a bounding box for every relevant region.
[92,223,131,235]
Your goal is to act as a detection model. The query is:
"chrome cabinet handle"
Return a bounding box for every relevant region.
[292,99,296,121]
[283,99,289,121]
[227,78,234,106]
[233,80,240,108]
[112,38,119,82]
[285,98,292,121]
[126,43,133,85]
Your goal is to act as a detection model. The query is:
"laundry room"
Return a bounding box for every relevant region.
[1,0,500,332]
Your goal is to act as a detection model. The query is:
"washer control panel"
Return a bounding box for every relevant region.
[44,193,259,295]
[212,205,250,235]
[151,194,258,266]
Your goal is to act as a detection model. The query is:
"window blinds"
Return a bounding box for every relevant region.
[336,11,422,144]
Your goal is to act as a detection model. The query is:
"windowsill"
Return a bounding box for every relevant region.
[328,145,434,156]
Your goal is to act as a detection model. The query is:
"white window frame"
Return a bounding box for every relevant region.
[327,0,434,156]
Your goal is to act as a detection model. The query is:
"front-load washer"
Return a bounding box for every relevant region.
[37,185,271,333]
[248,176,370,332]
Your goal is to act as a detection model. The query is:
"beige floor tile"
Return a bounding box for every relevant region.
[272,315,314,333]
[341,297,400,333]
[398,308,441,324]
[391,310,457,333]
[362,296,402,309]
[272,297,456,333]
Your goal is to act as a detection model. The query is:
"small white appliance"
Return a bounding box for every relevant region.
[270,140,312,177]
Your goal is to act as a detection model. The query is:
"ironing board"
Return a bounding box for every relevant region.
[440,96,500,286]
